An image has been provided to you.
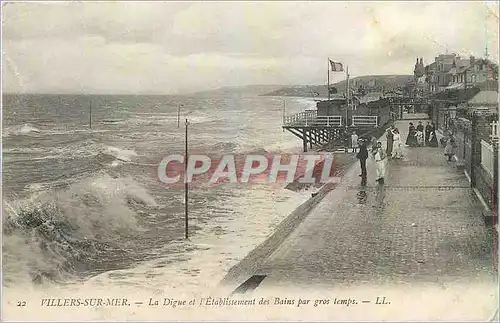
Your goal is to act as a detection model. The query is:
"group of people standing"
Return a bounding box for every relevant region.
[404,121,438,148]
[353,120,443,184]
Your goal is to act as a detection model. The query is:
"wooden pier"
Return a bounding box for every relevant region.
[282,96,396,152]
[282,109,383,152]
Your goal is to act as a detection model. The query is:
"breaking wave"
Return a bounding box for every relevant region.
[102,145,138,162]
[2,173,157,286]
[4,141,138,165]
[3,123,41,137]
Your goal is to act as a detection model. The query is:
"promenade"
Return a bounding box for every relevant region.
[254,117,495,286]
[220,116,497,320]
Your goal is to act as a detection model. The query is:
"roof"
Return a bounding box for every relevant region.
[448,59,471,75]
[463,58,498,72]
[467,90,499,106]
[445,83,465,90]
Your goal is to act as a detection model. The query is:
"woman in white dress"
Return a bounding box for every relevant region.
[351,131,359,153]
[392,128,403,159]
[372,142,387,183]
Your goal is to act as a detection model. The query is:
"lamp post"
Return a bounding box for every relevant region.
[177,104,184,128]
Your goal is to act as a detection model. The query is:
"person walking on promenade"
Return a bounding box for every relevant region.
[386,127,394,158]
[356,139,368,178]
[405,122,417,146]
[428,123,439,147]
[444,134,457,161]
[372,141,387,183]
[416,121,424,146]
[392,128,403,159]
[351,131,359,153]
[425,121,432,146]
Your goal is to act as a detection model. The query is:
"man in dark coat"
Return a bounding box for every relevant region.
[386,127,394,157]
[356,139,369,179]
[428,123,439,147]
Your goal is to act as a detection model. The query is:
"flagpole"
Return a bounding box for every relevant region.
[327,58,331,100]
[89,100,92,129]
[282,100,286,132]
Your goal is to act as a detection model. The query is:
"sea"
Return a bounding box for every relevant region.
[2,91,321,318]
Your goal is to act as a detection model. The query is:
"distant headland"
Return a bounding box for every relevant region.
[260,75,413,97]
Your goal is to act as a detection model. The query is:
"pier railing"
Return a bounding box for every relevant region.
[351,116,378,127]
[284,110,317,125]
[284,110,343,127]
[284,111,381,128]
[314,116,343,127]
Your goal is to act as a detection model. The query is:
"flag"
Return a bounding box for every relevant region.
[329,60,344,72]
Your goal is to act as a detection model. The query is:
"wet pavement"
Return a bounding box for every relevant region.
[249,118,497,289]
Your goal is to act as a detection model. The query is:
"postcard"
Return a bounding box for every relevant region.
[2,1,499,321]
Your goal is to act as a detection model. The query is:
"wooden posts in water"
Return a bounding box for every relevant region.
[177,104,181,128]
[184,118,189,239]
[89,101,92,129]
[283,100,286,132]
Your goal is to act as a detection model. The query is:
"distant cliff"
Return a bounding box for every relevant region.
[189,85,288,97]
[261,75,413,97]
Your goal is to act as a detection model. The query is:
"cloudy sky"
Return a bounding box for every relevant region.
[2,1,499,94]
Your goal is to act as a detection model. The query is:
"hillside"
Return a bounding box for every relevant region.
[261,75,413,97]
[189,85,289,96]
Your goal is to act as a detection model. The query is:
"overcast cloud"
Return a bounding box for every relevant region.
[2,1,499,94]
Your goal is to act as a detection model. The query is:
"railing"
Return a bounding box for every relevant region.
[351,116,378,127]
[284,110,317,125]
[284,111,384,128]
[481,139,494,176]
[315,116,342,127]
[284,110,343,127]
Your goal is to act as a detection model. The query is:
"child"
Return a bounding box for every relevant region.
[416,130,424,146]
[351,131,359,153]
[444,136,457,162]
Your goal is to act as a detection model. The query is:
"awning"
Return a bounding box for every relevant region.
[445,83,464,90]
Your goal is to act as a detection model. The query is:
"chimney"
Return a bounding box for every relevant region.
[470,56,475,65]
